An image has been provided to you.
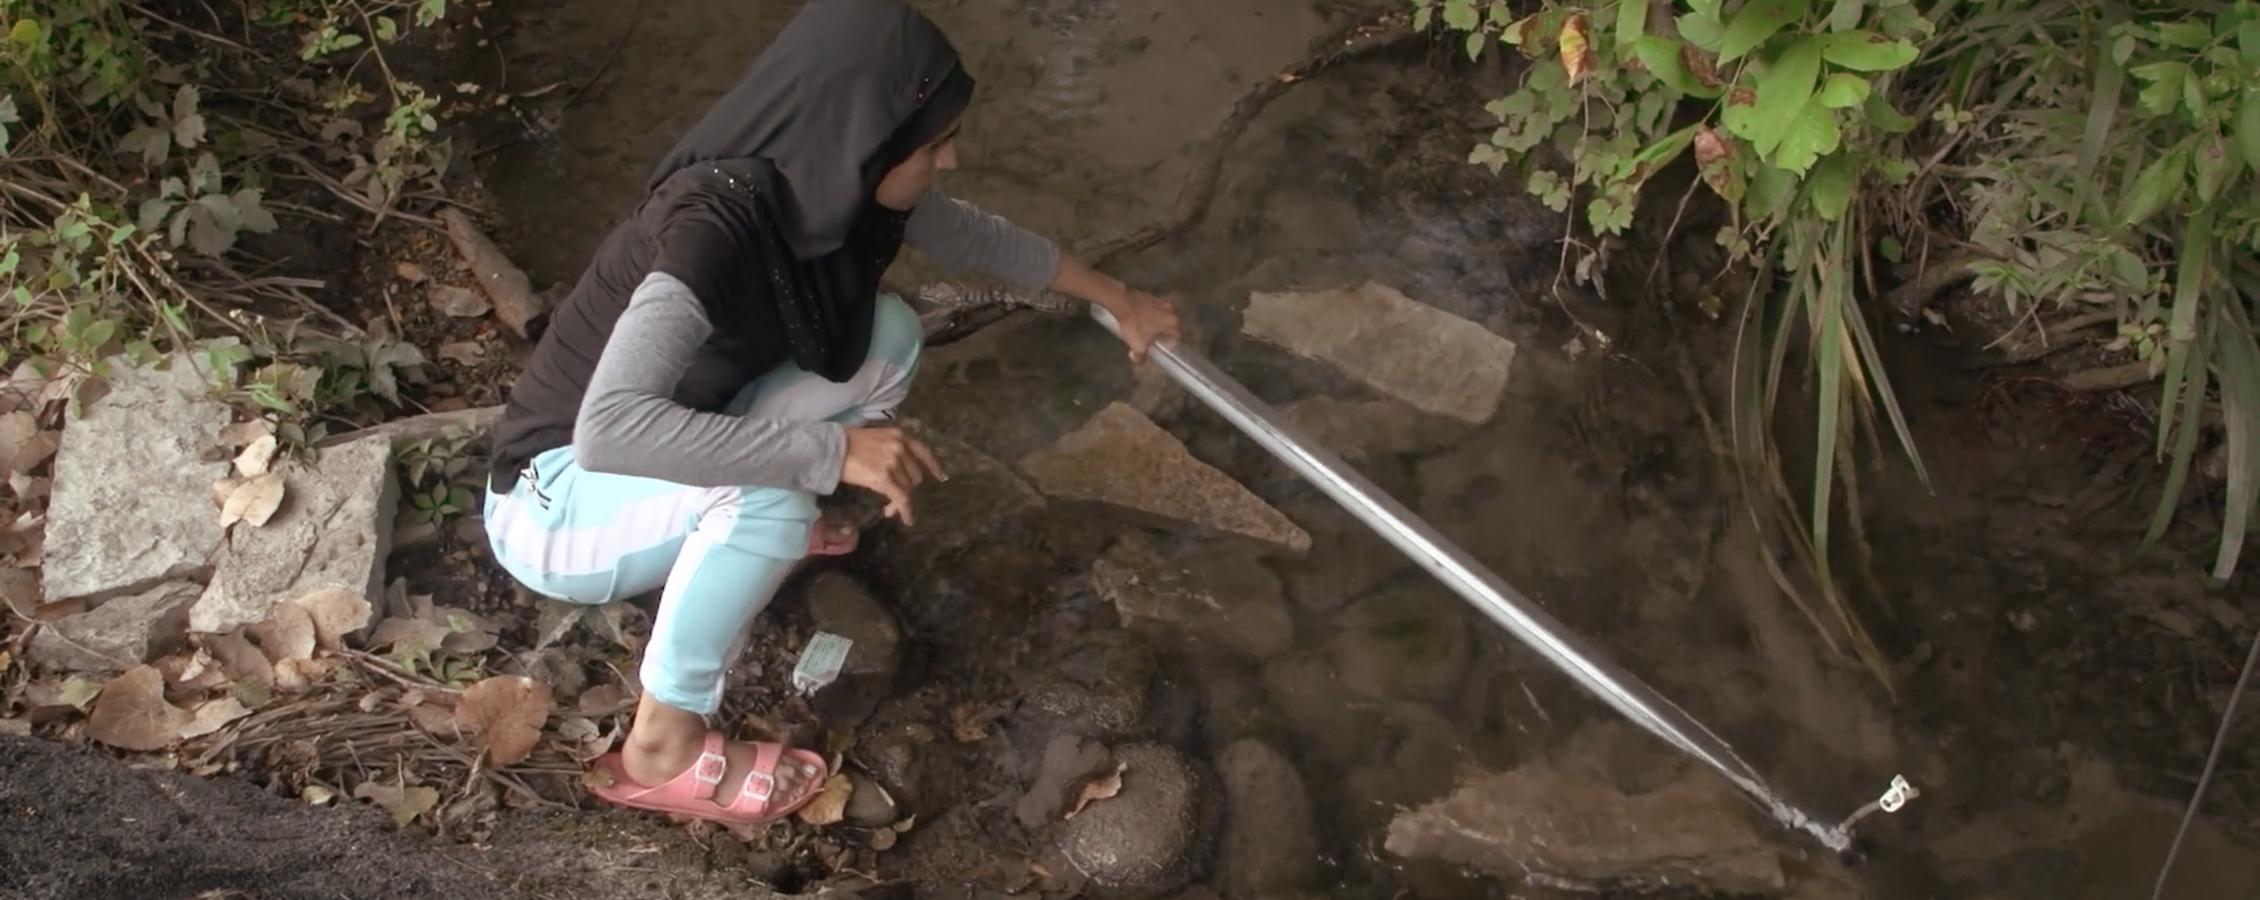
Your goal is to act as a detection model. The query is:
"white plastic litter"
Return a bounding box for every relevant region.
[793,631,854,695]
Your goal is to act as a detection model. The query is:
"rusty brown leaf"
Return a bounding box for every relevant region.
[180,697,252,739]
[248,603,317,663]
[1683,44,1724,87]
[1558,13,1595,86]
[354,781,440,828]
[1064,762,1126,820]
[85,666,193,751]
[797,773,854,826]
[454,675,553,765]
[575,683,636,716]
[289,587,370,650]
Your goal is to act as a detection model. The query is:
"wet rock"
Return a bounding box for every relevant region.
[1259,652,1370,766]
[1329,583,1470,703]
[1276,396,1461,462]
[1091,534,1293,659]
[1056,743,1213,899]
[1018,637,1161,744]
[845,771,898,827]
[1216,740,1319,898]
[1382,763,1784,895]
[27,582,200,672]
[1020,403,1309,552]
[883,429,1046,572]
[805,572,901,679]
[1244,283,1516,425]
[1017,733,1116,828]
[1275,493,1407,615]
[861,723,926,808]
[44,352,237,605]
[190,433,397,634]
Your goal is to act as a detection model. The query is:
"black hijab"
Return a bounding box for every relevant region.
[644,0,974,380]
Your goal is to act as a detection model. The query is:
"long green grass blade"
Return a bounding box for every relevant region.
[1844,293,1932,488]
[2146,321,2214,550]
[1810,242,1849,582]
[2155,207,2218,458]
[2077,25,2125,228]
[2210,295,2260,580]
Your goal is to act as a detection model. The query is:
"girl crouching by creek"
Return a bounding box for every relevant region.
[483,0,1179,825]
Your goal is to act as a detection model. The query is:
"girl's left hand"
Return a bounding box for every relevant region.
[1113,289,1181,364]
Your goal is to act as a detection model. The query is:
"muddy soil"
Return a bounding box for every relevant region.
[10,0,2260,898]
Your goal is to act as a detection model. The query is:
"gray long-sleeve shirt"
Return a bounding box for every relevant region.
[570,188,1058,493]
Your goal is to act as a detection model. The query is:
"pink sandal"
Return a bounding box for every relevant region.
[588,733,830,825]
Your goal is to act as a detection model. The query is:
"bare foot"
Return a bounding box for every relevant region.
[622,695,822,805]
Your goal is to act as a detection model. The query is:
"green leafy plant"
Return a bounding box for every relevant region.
[396,427,476,526]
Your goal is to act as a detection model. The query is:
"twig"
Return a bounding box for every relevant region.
[317,404,503,447]
[565,0,650,109]
[2151,628,2260,900]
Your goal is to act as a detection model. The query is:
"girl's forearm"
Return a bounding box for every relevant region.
[1048,253,1130,314]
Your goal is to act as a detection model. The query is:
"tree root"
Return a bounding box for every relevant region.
[1881,253,1985,320]
[919,12,1424,345]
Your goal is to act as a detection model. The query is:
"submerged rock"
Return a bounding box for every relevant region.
[1276,396,1461,462]
[1020,403,1309,552]
[1056,743,1213,899]
[1329,583,1470,703]
[882,428,1045,572]
[27,581,200,672]
[44,353,236,605]
[190,433,396,634]
[1215,740,1320,898]
[1017,733,1117,828]
[1383,763,1785,895]
[1243,283,1516,425]
[1091,534,1293,659]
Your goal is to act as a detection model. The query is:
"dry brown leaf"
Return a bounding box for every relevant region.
[274,656,341,693]
[0,567,38,620]
[180,697,252,739]
[429,284,492,318]
[354,781,440,828]
[0,411,36,472]
[301,784,338,806]
[948,702,992,743]
[869,827,898,851]
[368,616,451,654]
[232,434,279,477]
[289,587,371,650]
[0,717,29,737]
[9,473,49,500]
[4,511,45,567]
[437,342,485,367]
[210,476,242,510]
[394,261,430,284]
[1558,13,1595,86]
[893,814,917,833]
[433,606,499,653]
[85,666,193,751]
[406,703,456,734]
[1064,762,1126,820]
[248,603,317,664]
[454,675,553,765]
[220,471,286,528]
[1693,126,1737,198]
[798,774,854,826]
[216,419,275,448]
[575,683,636,716]
[201,631,273,687]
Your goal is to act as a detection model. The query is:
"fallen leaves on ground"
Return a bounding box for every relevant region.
[215,419,274,448]
[576,682,635,716]
[85,666,193,750]
[354,780,440,828]
[1064,762,1126,820]
[232,434,278,477]
[290,587,371,650]
[180,697,252,739]
[948,702,993,743]
[394,261,430,284]
[218,471,286,528]
[0,567,37,619]
[798,773,855,825]
[248,603,316,664]
[454,675,553,765]
[437,342,485,367]
[429,284,492,318]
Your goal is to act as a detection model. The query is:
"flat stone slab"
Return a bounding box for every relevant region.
[1244,283,1516,424]
[44,353,237,605]
[27,581,200,672]
[189,433,396,634]
[1384,762,1784,895]
[1020,403,1308,552]
[1091,534,1292,659]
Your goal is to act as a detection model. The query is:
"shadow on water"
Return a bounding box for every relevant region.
[474,0,2260,897]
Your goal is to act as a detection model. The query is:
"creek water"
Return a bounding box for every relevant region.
[472,1,2260,897]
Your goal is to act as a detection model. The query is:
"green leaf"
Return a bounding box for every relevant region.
[1465,29,1486,60]
[416,0,448,28]
[1817,72,1870,108]
[2132,63,2190,117]
[2112,33,2137,66]
[1879,234,1903,263]
[2119,145,2188,229]
[375,15,399,42]
[1632,36,1722,97]
[1413,5,1433,31]
[2243,19,2260,67]
[1619,124,1699,185]
[1819,30,1919,71]
[1618,0,1648,45]
[2155,21,2212,50]
[1773,105,1841,174]
[1677,8,1726,52]
[1824,0,1865,32]
[1734,37,1824,159]
[1442,0,1479,31]
[1718,0,1809,62]
[2184,72,2211,122]
[1807,152,1856,220]
[1864,92,1918,133]
[2193,136,2231,203]
[2237,90,2260,171]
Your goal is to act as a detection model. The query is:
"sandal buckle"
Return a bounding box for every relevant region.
[693,752,727,787]
[742,769,775,804]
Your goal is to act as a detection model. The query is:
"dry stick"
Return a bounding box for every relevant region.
[316,403,503,448]
[2152,628,2260,900]
[921,13,1423,346]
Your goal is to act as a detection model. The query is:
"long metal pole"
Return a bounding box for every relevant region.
[1090,307,1853,852]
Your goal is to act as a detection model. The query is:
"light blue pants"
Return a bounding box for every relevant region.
[485,295,923,715]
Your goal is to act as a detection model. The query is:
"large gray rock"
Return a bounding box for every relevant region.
[1021,403,1309,552]
[1056,743,1213,899]
[1329,583,1470,703]
[804,572,902,728]
[1216,740,1320,898]
[26,581,200,672]
[1244,283,1516,424]
[1383,763,1785,895]
[189,433,396,634]
[43,354,236,605]
[1091,534,1293,659]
